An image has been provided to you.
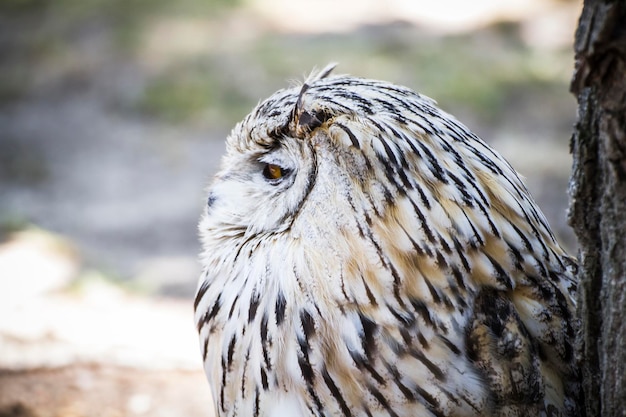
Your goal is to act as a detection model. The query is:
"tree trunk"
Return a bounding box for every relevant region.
[569,1,626,416]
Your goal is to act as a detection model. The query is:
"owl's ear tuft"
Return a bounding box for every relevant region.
[308,62,337,83]
[289,63,338,138]
[291,82,311,127]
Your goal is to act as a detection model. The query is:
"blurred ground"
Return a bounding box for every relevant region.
[0,0,581,416]
[0,365,211,417]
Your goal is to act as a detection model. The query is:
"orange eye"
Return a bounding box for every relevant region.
[263,163,284,180]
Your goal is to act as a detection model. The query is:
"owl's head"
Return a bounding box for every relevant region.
[200,64,543,279]
[203,65,457,247]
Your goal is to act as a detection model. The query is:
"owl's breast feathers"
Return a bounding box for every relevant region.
[195,66,582,417]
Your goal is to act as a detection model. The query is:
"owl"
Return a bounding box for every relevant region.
[194,65,582,417]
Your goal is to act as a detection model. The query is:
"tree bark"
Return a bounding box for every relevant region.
[569,1,626,416]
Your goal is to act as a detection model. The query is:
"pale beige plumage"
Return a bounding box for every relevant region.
[194,65,582,417]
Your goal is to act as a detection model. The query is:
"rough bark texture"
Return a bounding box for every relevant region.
[569,1,626,416]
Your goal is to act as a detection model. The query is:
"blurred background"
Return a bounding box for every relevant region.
[0,0,581,416]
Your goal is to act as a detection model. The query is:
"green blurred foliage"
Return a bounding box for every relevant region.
[137,58,252,124]
[137,25,572,126]
[0,0,573,128]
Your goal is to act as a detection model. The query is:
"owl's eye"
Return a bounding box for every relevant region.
[263,163,290,182]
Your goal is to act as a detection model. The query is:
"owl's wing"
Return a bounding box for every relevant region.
[398,124,582,416]
[449,134,580,416]
[327,111,581,416]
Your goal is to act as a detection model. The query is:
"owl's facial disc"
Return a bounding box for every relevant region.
[201,131,318,242]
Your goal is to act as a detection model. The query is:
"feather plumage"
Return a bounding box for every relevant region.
[195,67,582,417]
